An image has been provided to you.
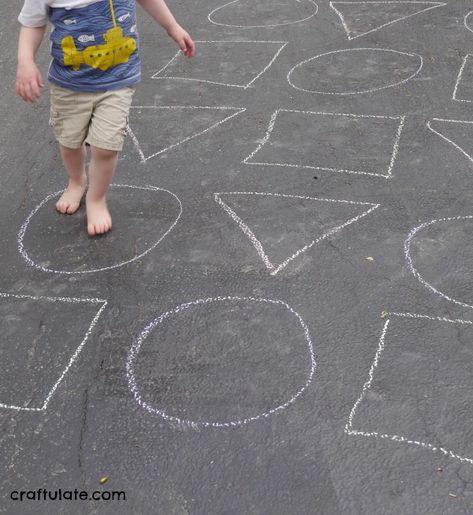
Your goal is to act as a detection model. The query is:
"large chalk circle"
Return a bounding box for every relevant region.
[17,184,182,274]
[126,296,316,428]
[405,216,473,309]
[287,47,423,95]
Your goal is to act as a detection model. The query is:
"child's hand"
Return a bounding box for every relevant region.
[167,23,195,58]
[16,61,44,103]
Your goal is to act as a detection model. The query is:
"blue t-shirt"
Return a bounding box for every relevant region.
[48,0,141,92]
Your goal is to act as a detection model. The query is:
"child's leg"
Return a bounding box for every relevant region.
[85,146,118,236]
[56,144,88,215]
[84,86,135,236]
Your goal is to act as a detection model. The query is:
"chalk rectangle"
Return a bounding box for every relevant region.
[243,109,405,178]
[0,292,107,411]
[346,312,473,465]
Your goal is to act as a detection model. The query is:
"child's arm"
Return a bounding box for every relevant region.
[16,25,46,103]
[136,0,195,57]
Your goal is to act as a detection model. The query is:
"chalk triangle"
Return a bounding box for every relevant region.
[215,192,379,275]
[330,1,446,40]
[428,119,473,166]
[126,106,246,162]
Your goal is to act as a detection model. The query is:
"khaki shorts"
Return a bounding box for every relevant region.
[49,84,136,151]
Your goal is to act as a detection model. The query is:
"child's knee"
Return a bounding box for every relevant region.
[90,146,118,160]
[60,143,85,157]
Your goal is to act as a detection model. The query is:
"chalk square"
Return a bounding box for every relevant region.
[346,313,473,465]
[453,55,473,103]
[243,109,405,178]
[0,292,107,411]
[151,40,288,89]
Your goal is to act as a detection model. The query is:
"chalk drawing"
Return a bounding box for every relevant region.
[0,291,107,411]
[127,105,246,163]
[152,41,288,89]
[208,0,318,28]
[17,184,182,274]
[405,216,473,309]
[386,311,473,324]
[345,312,473,466]
[330,1,446,40]
[243,109,405,178]
[214,192,380,275]
[464,10,473,34]
[126,296,316,429]
[427,118,473,165]
[452,54,473,103]
[288,47,423,95]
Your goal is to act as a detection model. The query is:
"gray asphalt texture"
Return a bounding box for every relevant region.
[2,0,473,513]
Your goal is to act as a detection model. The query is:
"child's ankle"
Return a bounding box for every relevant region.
[68,172,87,185]
[86,191,107,202]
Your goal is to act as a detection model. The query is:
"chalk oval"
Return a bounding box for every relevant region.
[208,0,318,28]
[287,47,423,95]
[17,184,182,274]
[405,216,473,309]
[126,296,316,429]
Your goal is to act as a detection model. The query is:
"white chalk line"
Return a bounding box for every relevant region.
[386,311,473,324]
[243,109,405,179]
[152,40,288,89]
[345,313,473,465]
[214,192,380,275]
[405,216,473,309]
[287,47,423,95]
[427,118,473,165]
[390,114,406,176]
[215,193,273,271]
[0,291,107,411]
[17,184,183,274]
[126,296,316,429]
[208,0,319,28]
[464,10,473,34]
[127,105,246,163]
[126,125,145,162]
[452,54,473,103]
[330,1,446,40]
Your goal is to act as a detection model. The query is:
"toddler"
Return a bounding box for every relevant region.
[17,0,195,235]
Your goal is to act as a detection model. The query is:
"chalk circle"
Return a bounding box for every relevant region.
[208,0,318,28]
[17,184,182,274]
[126,296,316,429]
[405,216,473,309]
[287,47,423,95]
[465,10,473,34]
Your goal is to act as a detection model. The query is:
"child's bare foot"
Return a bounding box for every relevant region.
[86,194,112,236]
[56,175,87,214]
